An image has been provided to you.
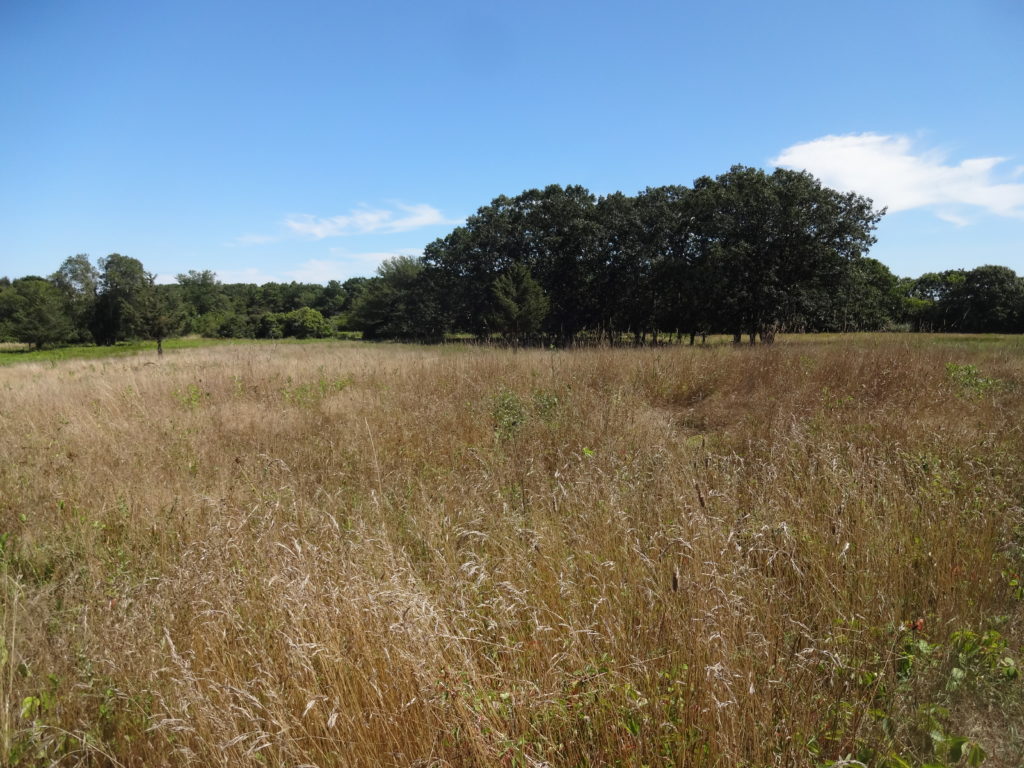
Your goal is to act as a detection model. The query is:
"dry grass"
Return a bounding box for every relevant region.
[1,336,1022,767]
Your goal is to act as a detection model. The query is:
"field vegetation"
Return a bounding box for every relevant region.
[1,335,1022,766]
[0,336,360,368]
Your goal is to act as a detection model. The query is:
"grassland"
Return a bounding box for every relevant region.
[0,336,365,367]
[1,335,1022,767]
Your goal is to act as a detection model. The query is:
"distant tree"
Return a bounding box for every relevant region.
[523,185,601,344]
[594,191,645,342]
[50,254,99,342]
[314,279,348,317]
[91,254,150,345]
[282,282,322,312]
[955,265,1024,333]
[215,313,255,338]
[140,278,186,354]
[423,184,600,343]
[341,277,369,310]
[422,198,521,338]
[255,312,284,339]
[0,281,14,341]
[176,269,227,317]
[7,277,74,349]
[489,264,549,344]
[351,256,445,340]
[801,257,901,331]
[280,306,332,338]
[692,166,884,343]
[907,270,966,331]
[636,185,710,344]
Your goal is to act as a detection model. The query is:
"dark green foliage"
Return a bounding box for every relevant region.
[8,167,1024,351]
[903,266,1024,333]
[215,312,255,339]
[689,166,884,342]
[800,257,903,332]
[956,265,1024,333]
[176,270,228,317]
[91,254,150,345]
[313,279,348,317]
[490,264,549,343]
[421,184,601,341]
[278,307,332,339]
[255,312,284,339]
[350,256,445,340]
[4,277,74,349]
[253,308,332,339]
[423,171,885,344]
[50,254,99,343]
[140,280,187,352]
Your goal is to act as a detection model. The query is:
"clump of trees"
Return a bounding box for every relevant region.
[0,259,370,349]
[419,166,887,345]
[3,166,1024,350]
[901,265,1024,333]
[1,254,172,350]
[363,168,1024,342]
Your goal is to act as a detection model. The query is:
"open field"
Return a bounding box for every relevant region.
[0,336,365,367]
[1,336,1022,766]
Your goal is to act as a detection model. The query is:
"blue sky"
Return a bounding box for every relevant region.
[2,0,1022,284]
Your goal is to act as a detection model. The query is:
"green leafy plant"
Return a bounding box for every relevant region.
[946,363,1002,398]
[492,388,526,440]
[173,382,207,408]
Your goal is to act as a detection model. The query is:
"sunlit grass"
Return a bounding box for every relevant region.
[0,335,1021,766]
[0,335,367,366]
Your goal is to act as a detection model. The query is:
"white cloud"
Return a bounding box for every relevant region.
[935,211,971,227]
[216,267,281,284]
[284,203,451,239]
[772,133,1024,223]
[285,251,420,283]
[207,252,421,285]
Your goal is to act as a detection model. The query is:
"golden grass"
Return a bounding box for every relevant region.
[1,336,1022,766]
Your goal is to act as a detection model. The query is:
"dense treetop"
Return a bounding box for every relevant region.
[2,167,1023,348]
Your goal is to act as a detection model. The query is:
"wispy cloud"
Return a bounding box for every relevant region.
[284,203,451,239]
[935,211,971,227]
[772,133,1024,224]
[211,251,421,285]
[285,250,421,283]
[216,267,282,284]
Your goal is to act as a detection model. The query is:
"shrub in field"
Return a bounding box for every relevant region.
[946,362,1003,397]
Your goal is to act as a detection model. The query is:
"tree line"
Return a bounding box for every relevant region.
[2,166,1023,349]
[0,254,371,350]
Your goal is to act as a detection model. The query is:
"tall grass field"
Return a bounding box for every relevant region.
[1,336,1022,767]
